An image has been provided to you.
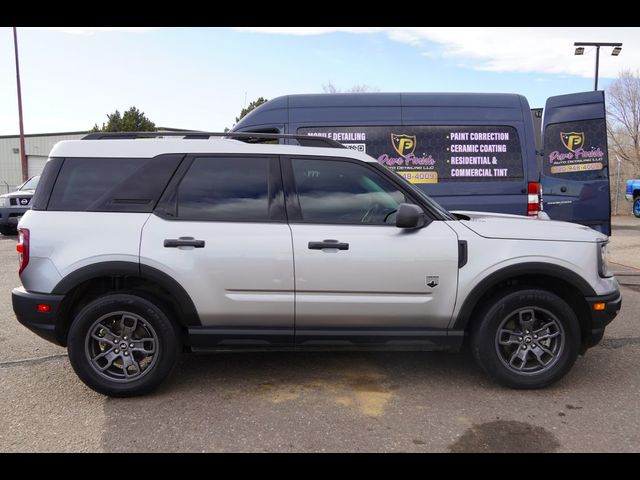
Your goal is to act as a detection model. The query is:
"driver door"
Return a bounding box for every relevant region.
[282,156,459,347]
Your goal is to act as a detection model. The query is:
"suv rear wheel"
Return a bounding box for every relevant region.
[470,288,580,389]
[0,226,16,236]
[67,293,181,397]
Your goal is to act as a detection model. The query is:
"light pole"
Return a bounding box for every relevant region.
[574,42,622,91]
[12,27,28,182]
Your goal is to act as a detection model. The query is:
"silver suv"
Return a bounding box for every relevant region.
[0,175,39,236]
[12,132,621,397]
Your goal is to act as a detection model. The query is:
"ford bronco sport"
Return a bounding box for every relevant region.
[12,132,621,396]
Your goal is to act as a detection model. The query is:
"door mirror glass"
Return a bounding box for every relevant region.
[396,203,426,229]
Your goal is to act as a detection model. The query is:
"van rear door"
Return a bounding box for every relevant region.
[541,91,610,235]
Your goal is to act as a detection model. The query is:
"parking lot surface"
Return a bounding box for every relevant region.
[1,217,639,452]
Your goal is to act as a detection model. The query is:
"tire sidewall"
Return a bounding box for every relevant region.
[0,226,17,236]
[634,198,640,218]
[67,293,180,397]
[471,289,580,389]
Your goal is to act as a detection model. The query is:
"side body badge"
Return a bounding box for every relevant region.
[426,276,439,288]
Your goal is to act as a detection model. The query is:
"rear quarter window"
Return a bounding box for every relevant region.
[47,155,183,212]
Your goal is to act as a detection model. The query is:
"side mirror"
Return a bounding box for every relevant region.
[396,203,427,229]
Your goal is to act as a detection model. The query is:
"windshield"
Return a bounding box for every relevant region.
[374,165,455,221]
[19,176,40,191]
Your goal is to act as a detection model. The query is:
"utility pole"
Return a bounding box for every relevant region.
[594,45,600,91]
[13,27,28,182]
[614,156,621,216]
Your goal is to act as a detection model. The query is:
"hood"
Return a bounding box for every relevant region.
[451,210,608,243]
[1,190,34,199]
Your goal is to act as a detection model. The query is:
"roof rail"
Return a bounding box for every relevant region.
[81,131,346,149]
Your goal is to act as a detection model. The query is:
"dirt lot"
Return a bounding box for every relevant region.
[609,215,640,272]
[1,217,638,452]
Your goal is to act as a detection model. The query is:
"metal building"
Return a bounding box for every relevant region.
[0,131,86,193]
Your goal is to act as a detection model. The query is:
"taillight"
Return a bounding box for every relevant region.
[17,228,29,274]
[527,182,541,217]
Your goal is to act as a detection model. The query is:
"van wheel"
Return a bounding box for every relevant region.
[0,226,17,236]
[633,197,640,218]
[67,293,181,397]
[470,288,580,389]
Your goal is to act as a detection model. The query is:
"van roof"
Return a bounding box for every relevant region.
[48,138,378,162]
[262,92,526,108]
[234,92,531,129]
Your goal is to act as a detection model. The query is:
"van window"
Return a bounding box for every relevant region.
[291,158,407,224]
[543,119,608,181]
[177,156,271,221]
[298,125,524,184]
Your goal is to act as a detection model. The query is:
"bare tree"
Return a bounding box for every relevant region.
[607,70,640,214]
[607,70,640,173]
[322,82,340,94]
[322,82,380,94]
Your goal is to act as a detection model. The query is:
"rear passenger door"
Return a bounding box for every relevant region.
[140,155,295,347]
[283,156,460,347]
[542,91,611,235]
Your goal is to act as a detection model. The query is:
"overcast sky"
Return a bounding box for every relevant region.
[0,27,638,135]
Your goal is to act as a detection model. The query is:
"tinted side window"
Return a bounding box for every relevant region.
[48,155,183,212]
[177,156,272,221]
[32,157,63,211]
[292,158,407,224]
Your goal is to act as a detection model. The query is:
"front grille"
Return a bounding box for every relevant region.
[9,197,30,207]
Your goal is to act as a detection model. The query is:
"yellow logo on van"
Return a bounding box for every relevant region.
[561,132,584,152]
[391,134,416,158]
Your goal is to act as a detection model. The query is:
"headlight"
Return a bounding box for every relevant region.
[0,197,7,208]
[598,242,613,278]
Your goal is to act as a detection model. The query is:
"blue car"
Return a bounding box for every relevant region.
[626,178,640,218]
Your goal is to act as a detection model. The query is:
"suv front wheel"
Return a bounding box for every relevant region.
[67,293,181,397]
[471,288,580,389]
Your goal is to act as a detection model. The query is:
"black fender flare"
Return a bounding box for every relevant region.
[52,261,201,326]
[452,262,596,330]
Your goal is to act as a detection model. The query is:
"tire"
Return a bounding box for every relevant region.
[633,197,640,218]
[67,293,181,397]
[0,226,17,236]
[470,288,580,389]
